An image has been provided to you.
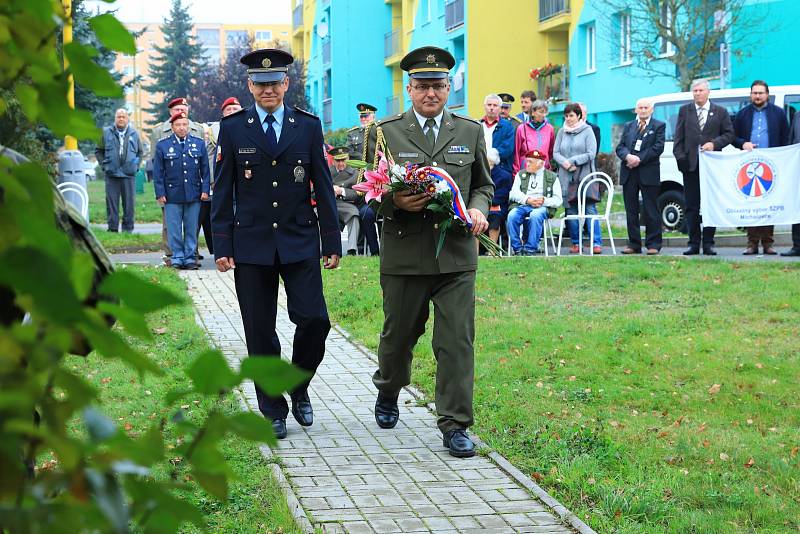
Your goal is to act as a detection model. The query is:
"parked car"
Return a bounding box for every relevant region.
[649,85,800,232]
[83,156,96,180]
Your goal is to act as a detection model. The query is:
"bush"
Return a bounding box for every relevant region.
[325,127,350,148]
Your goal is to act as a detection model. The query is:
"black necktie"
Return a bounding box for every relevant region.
[265,114,277,152]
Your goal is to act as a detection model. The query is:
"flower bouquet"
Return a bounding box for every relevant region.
[349,150,503,258]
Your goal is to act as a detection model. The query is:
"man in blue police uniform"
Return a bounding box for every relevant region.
[211,49,341,440]
[153,111,210,270]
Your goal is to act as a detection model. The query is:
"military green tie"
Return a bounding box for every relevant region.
[424,118,436,150]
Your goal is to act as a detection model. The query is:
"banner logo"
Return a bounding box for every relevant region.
[735,158,776,199]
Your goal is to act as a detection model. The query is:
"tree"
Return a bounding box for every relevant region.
[189,36,253,123]
[144,0,205,125]
[269,38,312,112]
[0,3,302,531]
[598,0,764,91]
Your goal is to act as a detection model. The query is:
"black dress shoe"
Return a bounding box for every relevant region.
[442,429,476,458]
[374,393,399,429]
[271,419,287,440]
[781,247,800,257]
[683,247,700,256]
[290,391,313,427]
[703,247,718,256]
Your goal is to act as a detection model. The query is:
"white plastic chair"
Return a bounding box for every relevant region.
[56,181,89,222]
[557,171,616,256]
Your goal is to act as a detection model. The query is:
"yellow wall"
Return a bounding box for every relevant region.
[292,0,316,62]
[465,0,583,118]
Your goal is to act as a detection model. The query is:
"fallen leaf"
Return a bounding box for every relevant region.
[623,369,632,375]
[744,458,755,468]
[536,381,544,388]
[791,446,799,458]
[568,375,576,381]
[575,345,582,350]
[702,440,710,448]
[755,363,764,369]
[153,327,167,335]
[708,384,721,395]
[673,416,684,427]
[532,472,544,482]
[587,477,596,484]
[720,453,730,461]
[609,420,620,428]
[698,423,707,432]
[124,423,133,431]
[747,419,753,425]
[101,377,112,384]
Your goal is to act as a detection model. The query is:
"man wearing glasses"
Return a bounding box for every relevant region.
[211,49,341,440]
[364,46,494,458]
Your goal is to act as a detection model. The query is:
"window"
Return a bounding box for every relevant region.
[197,28,220,63]
[226,30,248,47]
[659,2,675,56]
[653,96,756,142]
[619,12,631,65]
[785,95,800,127]
[255,30,272,41]
[585,23,596,72]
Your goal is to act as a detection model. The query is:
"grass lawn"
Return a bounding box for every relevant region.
[93,230,207,254]
[87,179,163,224]
[323,257,800,533]
[69,266,301,533]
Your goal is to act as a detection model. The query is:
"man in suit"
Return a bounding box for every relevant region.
[516,90,537,124]
[616,97,666,255]
[673,78,735,255]
[783,111,800,256]
[364,46,493,458]
[346,103,377,159]
[480,94,515,173]
[211,48,341,440]
[498,93,522,128]
[732,80,790,255]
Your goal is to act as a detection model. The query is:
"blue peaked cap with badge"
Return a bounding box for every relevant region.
[240,48,294,83]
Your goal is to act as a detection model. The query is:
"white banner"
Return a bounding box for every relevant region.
[699,144,800,227]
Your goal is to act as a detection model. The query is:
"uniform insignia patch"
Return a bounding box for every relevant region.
[191,143,196,147]
[244,169,252,179]
[238,148,257,154]
[447,146,470,154]
[288,117,295,123]
[169,147,174,153]
[262,58,271,68]
[426,54,436,64]
[247,117,254,124]
[398,152,419,158]
[293,166,305,181]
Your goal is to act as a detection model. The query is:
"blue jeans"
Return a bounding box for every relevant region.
[506,205,549,253]
[566,201,602,246]
[165,201,200,266]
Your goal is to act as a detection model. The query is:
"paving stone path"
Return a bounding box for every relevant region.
[185,270,593,534]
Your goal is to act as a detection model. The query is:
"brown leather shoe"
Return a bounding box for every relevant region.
[742,246,758,255]
[646,248,660,255]
[622,247,641,254]
[763,246,777,255]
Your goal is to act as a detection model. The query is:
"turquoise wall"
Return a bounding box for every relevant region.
[569,0,800,152]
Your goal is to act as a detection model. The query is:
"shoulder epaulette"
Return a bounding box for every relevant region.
[293,107,318,119]
[452,112,480,125]
[220,108,246,121]
[511,116,522,124]
[378,114,404,126]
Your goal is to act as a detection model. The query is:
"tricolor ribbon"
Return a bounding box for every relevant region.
[423,166,473,228]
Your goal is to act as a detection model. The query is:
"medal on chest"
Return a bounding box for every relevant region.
[293,165,305,182]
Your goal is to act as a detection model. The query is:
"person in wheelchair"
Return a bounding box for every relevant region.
[505,149,561,255]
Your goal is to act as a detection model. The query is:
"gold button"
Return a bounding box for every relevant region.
[272,160,277,166]
[434,223,439,229]
[273,202,278,208]
[272,222,278,229]
[459,160,463,164]
[272,181,278,187]
[245,160,249,165]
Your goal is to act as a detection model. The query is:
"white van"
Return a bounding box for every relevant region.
[649,85,800,232]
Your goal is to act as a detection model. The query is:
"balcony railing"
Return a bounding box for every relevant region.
[292,3,303,28]
[386,95,400,116]
[384,30,400,59]
[322,38,331,65]
[445,0,464,31]
[536,64,569,103]
[323,98,332,126]
[539,0,570,21]
[448,87,464,108]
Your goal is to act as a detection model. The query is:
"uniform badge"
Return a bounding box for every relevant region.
[426,54,436,64]
[262,58,271,68]
[288,117,295,123]
[293,166,305,181]
[244,169,252,179]
[191,143,196,148]
[169,147,174,153]
[238,148,256,154]
[247,117,254,124]
[447,145,470,154]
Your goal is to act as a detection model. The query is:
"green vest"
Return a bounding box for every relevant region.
[509,168,559,217]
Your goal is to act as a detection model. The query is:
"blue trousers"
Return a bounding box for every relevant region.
[566,201,602,246]
[506,205,549,253]
[165,201,200,266]
[359,204,380,255]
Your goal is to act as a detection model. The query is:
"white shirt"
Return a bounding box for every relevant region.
[482,121,497,151]
[413,108,443,142]
[695,101,710,125]
[508,168,563,209]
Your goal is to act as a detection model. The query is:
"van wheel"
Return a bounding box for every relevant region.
[658,190,687,233]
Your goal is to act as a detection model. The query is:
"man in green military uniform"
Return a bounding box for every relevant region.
[498,93,522,128]
[328,146,361,255]
[365,46,493,458]
[345,103,377,160]
[147,97,207,265]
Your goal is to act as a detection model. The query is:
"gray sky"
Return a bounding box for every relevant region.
[85,0,291,24]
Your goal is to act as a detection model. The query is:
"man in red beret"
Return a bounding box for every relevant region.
[147,97,207,266]
[505,149,562,255]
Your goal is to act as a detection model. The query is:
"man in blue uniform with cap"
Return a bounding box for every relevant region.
[211,48,341,439]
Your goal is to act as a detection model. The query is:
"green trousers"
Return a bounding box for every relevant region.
[373,270,476,433]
